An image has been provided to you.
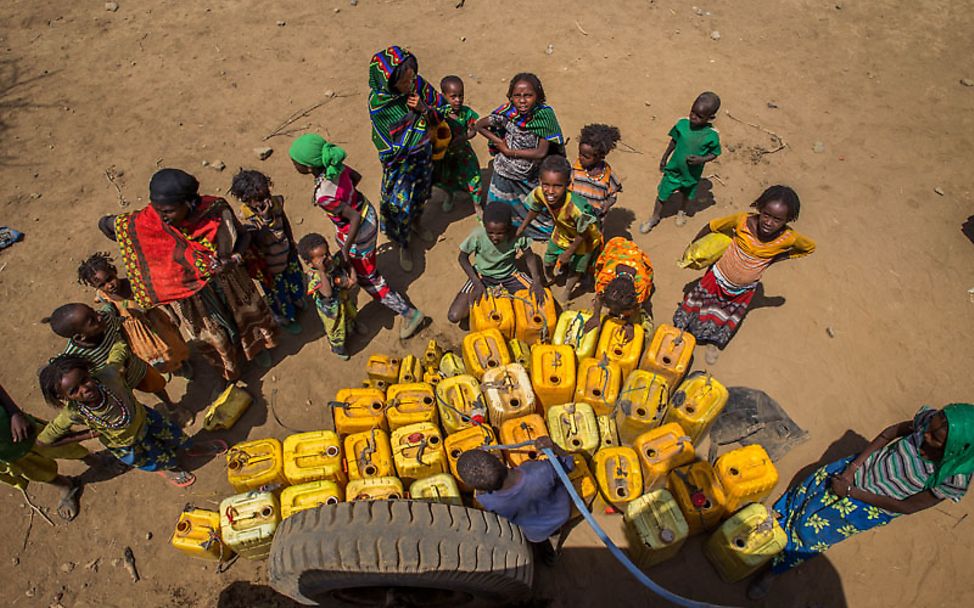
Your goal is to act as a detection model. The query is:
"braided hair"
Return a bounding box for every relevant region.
[602,276,639,314]
[39,355,91,406]
[579,123,622,157]
[77,251,116,287]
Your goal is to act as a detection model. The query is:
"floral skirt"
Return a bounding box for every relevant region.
[379,146,434,248]
[110,408,191,472]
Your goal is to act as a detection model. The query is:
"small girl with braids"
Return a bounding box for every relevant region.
[584,237,655,340]
[571,123,624,219]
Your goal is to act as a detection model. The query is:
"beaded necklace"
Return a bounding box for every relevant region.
[75,381,132,430]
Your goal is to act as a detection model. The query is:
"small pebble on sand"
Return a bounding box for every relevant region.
[276,20,286,27]
[105,2,119,12]
[934,187,945,196]
[254,147,273,160]
[812,141,826,153]
[212,160,226,171]
[710,31,721,40]
[961,78,974,87]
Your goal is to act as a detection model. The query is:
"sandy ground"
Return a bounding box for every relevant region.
[1,0,973,606]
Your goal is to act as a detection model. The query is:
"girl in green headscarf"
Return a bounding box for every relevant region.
[748,403,974,600]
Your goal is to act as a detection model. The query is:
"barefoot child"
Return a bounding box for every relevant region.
[447,202,546,324]
[584,237,655,338]
[296,233,359,361]
[572,124,624,220]
[640,92,722,233]
[433,75,483,214]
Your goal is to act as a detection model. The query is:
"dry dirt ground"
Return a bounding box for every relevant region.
[1,1,973,607]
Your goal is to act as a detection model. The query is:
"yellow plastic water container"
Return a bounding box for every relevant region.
[346,476,405,501]
[360,378,389,394]
[512,287,557,345]
[499,414,549,467]
[366,354,401,386]
[714,445,779,513]
[596,317,645,377]
[226,438,287,493]
[282,430,346,486]
[597,414,620,450]
[332,388,388,436]
[391,422,448,482]
[678,232,733,270]
[668,461,727,536]
[469,289,516,339]
[593,446,643,508]
[409,473,463,506]
[344,429,394,481]
[386,383,439,431]
[664,372,729,444]
[567,453,598,515]
[219,490,281,560]
[438,352,466,378]
[704,503,787,583]
[423,371,444,388]
[508,338,532,372]
[546,402,600,458]
[435,374,485,435]
[280,480,344,519]
[397,355,423,384]
[202,384,253,431]
[624,489,690,568]
[530,344,577,413]
[633,423,695,492]
[444,424,498,486]
[553,309,600,359]
[422,339,444,374]
[574,357,622,416]
[481,363,537,427]
[641,324,696,389]
[171,508,232,561]
[616,370,670,445]
[462,328,512,379]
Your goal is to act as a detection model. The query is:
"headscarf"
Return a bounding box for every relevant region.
[491,101,564,144]
[925,403,974,489]
[289,134,347,181]
[149,168,200,205]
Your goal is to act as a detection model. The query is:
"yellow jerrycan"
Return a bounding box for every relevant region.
[668,461,727,536]
[597,414,621,450]
[422,339,444,374]
[462,328,512,379]
[360,378,389,394]
[171,508,232,561]
[435,374,485,435]
[546,402,600,459]
[332,388,388,437]
[202,384,252,431]
[596,317,645,378]
[344,428,395,481]
[704,503,787,583]
[386,382,439,431]
[438,352,467,378]
[512,287,557,345]
[553,309,600,359]
[481,363,537,428]
[499,414,549,467]
[219,490,281,560]
[280,480,344,519]
[633,423,695,491]
[567,453,599,514]
[714,445,779,513]
[616,370,670,445]
[282,430,346,486]
[664,371,729,444]
[423,370,444,388]
[391,422,448,483]
[592,446,643,509]
[444,424,498,490]
[574,357,622,416]
[366,354,402,386]
[530,344,577,413]
[624,489,690,568]
[346,476,405,501]
[397,355,424,384]
[409,473,463,506]
[469,288,516,339]
[226,438,287,493]
[507,338,532,372]
[677,232,732,270]
[640,324,696,389]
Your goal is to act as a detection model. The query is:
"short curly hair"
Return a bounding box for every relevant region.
[77,251,117,287]
[539,154,572,180]
[456,449,508,492]
[229,169,272,203]
[296,232,329,263]
[602,276,638,313]
[579,123,622,157]
[751,185,801,222]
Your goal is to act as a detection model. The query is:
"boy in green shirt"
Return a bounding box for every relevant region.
[640,91,722,233]
[433,75,483,214]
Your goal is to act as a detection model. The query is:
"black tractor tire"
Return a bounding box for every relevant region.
[267,500,535,607]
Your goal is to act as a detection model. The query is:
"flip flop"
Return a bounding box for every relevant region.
[185,439,229,458]
[158,470,196,488]
[639,217,660,234]
[56,483,81,521]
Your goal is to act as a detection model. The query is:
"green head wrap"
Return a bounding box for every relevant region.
[926,403,974,489]
[288,134,346,181]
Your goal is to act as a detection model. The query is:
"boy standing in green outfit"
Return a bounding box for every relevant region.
[640,91,722,233]
[433,75,483,214]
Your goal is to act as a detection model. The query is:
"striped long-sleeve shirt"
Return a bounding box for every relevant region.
[62,307,147,390]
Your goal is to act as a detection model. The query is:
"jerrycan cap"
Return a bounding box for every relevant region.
[470,414,486,425]
[690,491,708,508]
[407,432,424,443]
[659,528,676,544]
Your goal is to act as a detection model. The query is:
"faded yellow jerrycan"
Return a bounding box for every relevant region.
[202,384,252,431]
[530,344,577,413]
[391,422,448,483]
[438,352,467,378]
[346,476,404,501]
[633,423,695,491]
[508,338,532,372]
[226,438,287,493]
[512,287,557,345]
[344,429,394,481]
[574,356,622,416]
[397,355,423,384]
[444,424,498,488]
[567,453,599,513]
[596,317,645,378]
[597,414,621,450]
[499,414,549,467]
[280,480,344,519]
[386,382,439,431]
[283,430,346,486]
[641,324,696,389]
[668,461,727,536]
[624,489,689,568]
[704,503,787,583]
[409,473,463,506]
[423,370,444,388]
[360,378,390,394]
[546,402,600,458]
[714,445,779,513]
[366,354,401,386]
[422,339,444,374]
[435,374,485,435]
[593,446,643,508]
[171,508,232,561]
[553,309,600,359]
[219,490,281,560]
[664,371,729,444]
[462,328,512,379]
[332,388,388,437]
[616,370,670,445]
[469,288,516,339]
[481,363,537,428]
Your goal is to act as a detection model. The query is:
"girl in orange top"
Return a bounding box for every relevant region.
[584,237,655,340]
[673,185,815,363]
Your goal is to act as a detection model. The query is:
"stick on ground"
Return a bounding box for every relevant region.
[724,110,787,155]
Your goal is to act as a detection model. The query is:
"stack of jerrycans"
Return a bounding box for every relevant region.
[280,431,346,519]
[624,489,689,567]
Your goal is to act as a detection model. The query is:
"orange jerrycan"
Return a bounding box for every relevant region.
[616,370,670,445]
[704,503,787,583]
[391,422,448,483]
[386,382,439,431]
[366,354,401,385]
[202,384,252,431]
[546,402,600,458]
[530,344,577,413]
[714,445,779,513]
[171,508,232,561]
[499,414,549,466]
[332,388,388,436]
[470,289,516,339]
[481,363,537,427]
[574,357,622,416]
[282,430,346,486]
[438,352,467,378]
[641,324,696,389]
[597,414,621,450]
[280,480,344,519]
[346,476,404,501]
[397,355,423,384]
[462,328,512,379]
[664,371,729,444]
[668,461,727,536]
[512,288,557,345]
[344,428,394,481]
[634,423,695,491]
[444,424,498,489]
[553,309,600,359]
[219,490,281,560]
[596,317,645,377]
[435,374,485,435]
[508,338,532,372]
[226,438,287,493]
[624,489,689,568]
[593,446,643,508]
[409,473,463,506]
